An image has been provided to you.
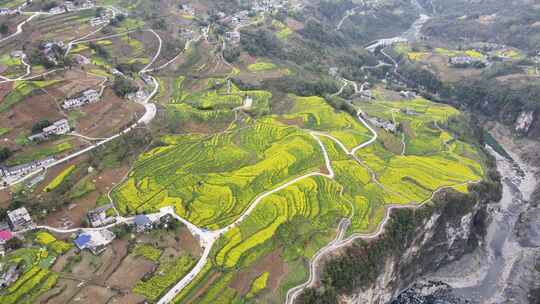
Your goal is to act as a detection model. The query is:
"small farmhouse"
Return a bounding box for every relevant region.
[74,229,115,255]
[134,214,153,232]
[368,117,397,133]
[7,207,34,231]
[29,119,70,141]
[0,157,55,178]
[62,89,100,109]
[225,31,241,44]
[87,204,115,227]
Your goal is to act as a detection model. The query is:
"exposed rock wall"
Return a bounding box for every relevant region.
[345,191,489,304]
[515,111,536,135]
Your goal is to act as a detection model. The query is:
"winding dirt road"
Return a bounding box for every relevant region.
[0,19,170,189]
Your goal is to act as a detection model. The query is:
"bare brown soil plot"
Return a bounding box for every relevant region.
[185,272,221,304]
[108,292,146,304]
[178,227,202,256]
[75,88,144,138]
[378,130,403,155]
[0,189,11,207]
[93,239,129,282]
[276,117,304,127]
[0,89,62,129]
[427,55,483,83]
[52,248,78,273]
[106,255,155,289]
[401,121,415,139]
[47,69,102,98]
[136,227,201,257]
[36,278,82,304]
[56,242,117,277]
[229,249,287,295]
[0,82,13,100]
[93,165,130,193]
[182,120,227,134]
[72,284,116,304]
[286,18,304,31]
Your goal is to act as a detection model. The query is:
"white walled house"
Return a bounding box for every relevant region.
[62,89,100,109]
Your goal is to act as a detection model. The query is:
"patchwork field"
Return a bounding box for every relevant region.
[0,231,71,304]
[0,2,493,303]
[112,91,485,303]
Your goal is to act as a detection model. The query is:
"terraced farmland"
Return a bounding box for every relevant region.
[111,91,485,303]
[113,117,325,229]
[0,232,71,304]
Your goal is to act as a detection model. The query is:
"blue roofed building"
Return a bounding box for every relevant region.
[73,230,115,255]
[74,234,91,249]
[134,214,153,232]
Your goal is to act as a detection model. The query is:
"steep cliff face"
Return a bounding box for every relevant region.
[386,140,540,304]
[345,192,489,304]
[326,129,540,304]
[525,112,540,139]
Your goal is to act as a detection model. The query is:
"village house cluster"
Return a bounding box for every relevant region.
[449,55,487,68]
[0,263,20,289]
[87,204,116,227]
[62,89,100,109]
[126,89,149,102]
[0,207,34,256]
[48,0,95,15]
[89,9,113,27]
[178,4,195,16]
[219,10,250,45]
[73,229,115,255]
[0,0,30,16]
[179,28,196,40]
[400,90,416,99]
[368,117,397,133]
[219,1,294,45]
[251,0,288,13]
[38,41,65,66]
[10,50,25,59]
[0,208,38,290]
[75,208,170,255]
[0,157,55,181]
[28,119,70,141]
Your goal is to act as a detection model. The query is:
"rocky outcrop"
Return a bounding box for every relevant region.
[389,141,539,304]
[390,281,472,304]
[515,111,535,135]
[344,191,489,304]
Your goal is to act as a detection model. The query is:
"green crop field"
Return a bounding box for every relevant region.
[133,244,162,262]
[271,20,293,40]
[247,61,277,72]
[8,140,73,166]
[247,272,269,298]
[112,88,485,303]
[0,231,71,303]
[284,96,372,150]
[44,165,76,192]
[133,254,196,302]
[114,116,325,228]
[0,80,61,113]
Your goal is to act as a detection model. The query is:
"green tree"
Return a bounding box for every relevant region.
[112,76,138,97]
[0,147,11,163]
[0,23,8,35]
